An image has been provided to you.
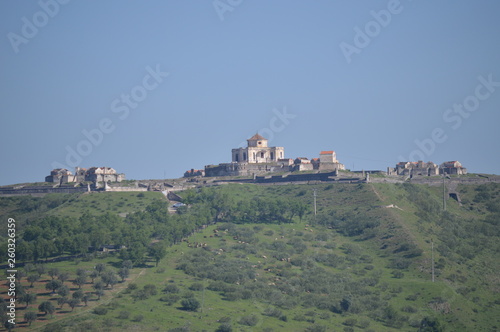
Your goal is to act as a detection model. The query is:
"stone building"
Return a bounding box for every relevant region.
[45,167,125,184]
[184,169,205,177]
[440,161,467,175]
[318,151,346,171]
[231,134,284,163]
[293,157,314,171]
[392,161,439,176]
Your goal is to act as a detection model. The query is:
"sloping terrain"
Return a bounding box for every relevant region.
[0,182,499,331]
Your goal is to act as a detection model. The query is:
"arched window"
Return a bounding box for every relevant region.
[261,152,264,158]
[235,154,239,162]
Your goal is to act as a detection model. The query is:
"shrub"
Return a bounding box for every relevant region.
[239,314,259,326]
[160,294,180,306]
[133,314,144,322]
[93,307,108,315]
[189,282,204,291]
[181,298,200,311]
[117,311,130,319]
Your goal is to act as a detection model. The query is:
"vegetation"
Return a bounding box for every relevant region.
[0,182,498,331]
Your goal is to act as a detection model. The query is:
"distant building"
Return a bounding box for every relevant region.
[440,161,467,175]
[389,160,467,176]
[184,169,205,177]
[318,151,345,171]
[231,134,284,163]
[203,134,346,177]
[45,167,125,184]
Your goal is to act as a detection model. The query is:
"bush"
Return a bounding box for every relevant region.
[215,323,233,332]
[189,282,204,291]
[160,294,180,306]
[117,311,130,319]
[239,314,259,326]
[343,318,357,326]
[133,314,144,322]
[93,307,108,315]
[181,298,200,311]
[163,284,180,293]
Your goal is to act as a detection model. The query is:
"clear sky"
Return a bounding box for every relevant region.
[1,0,499,185]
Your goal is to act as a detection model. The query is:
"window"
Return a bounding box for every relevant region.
[235,154,239,162]
[243,152,247,161]
[271,152,274,160]
[261,152,264,158]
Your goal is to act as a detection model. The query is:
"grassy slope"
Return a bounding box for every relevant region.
[1,183,499,331]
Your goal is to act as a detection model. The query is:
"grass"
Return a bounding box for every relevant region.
[1,182,499,331]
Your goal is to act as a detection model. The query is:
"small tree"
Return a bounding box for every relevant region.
[149,243,167,267]
[27,274,39,288]
[57,285,70,298]
[35,265,47,277]
[95,263,106,275]
[118,268,129,282]
[73,289,84,300]
[21,293,37,308]
[122,259,133,269]
[38,301,55,316]
[89,270,99,283]
[48,268,60,280]
[57,296,67,309]
[45,280,62,294]
[82,293,91,306]
[101,271,118,289]
[24,311,37,326]
[73,275,87,289]
[67,298,80,311]
[58,272,70,284]
[95,289,105,300]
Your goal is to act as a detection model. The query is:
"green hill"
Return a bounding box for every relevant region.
[0,182,499,331]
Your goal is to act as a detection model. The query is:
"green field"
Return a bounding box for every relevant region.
[0,182,499,331]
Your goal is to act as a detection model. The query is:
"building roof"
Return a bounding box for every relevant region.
[320,151,335,155]
[247,133,267,141]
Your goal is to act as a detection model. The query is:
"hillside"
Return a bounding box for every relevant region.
[0,182,499,331]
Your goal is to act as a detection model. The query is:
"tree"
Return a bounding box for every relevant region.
[122,260,133,269]
[21,293,37,308]
[45,279,63,294]
[48,268,60,280]
[38,301,55,316]
[73,275,87,289]
[82,293,91,306]
[67,298,80,311]
[24,311,37,326]
[181,298,200,311]
[149,242,167,267]
[72,289,84,300]
[95,289,105,300]
[118,268,129,282]
[27,274,39,288]
[57,296,67,309]
[57,285,70,298]
[35,264,47,277]
[58,272,70,283]
[101,271,118,289]
[89,270,99,283]
[95,263,106,275]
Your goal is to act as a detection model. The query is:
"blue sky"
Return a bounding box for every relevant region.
[1,0,499,185]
